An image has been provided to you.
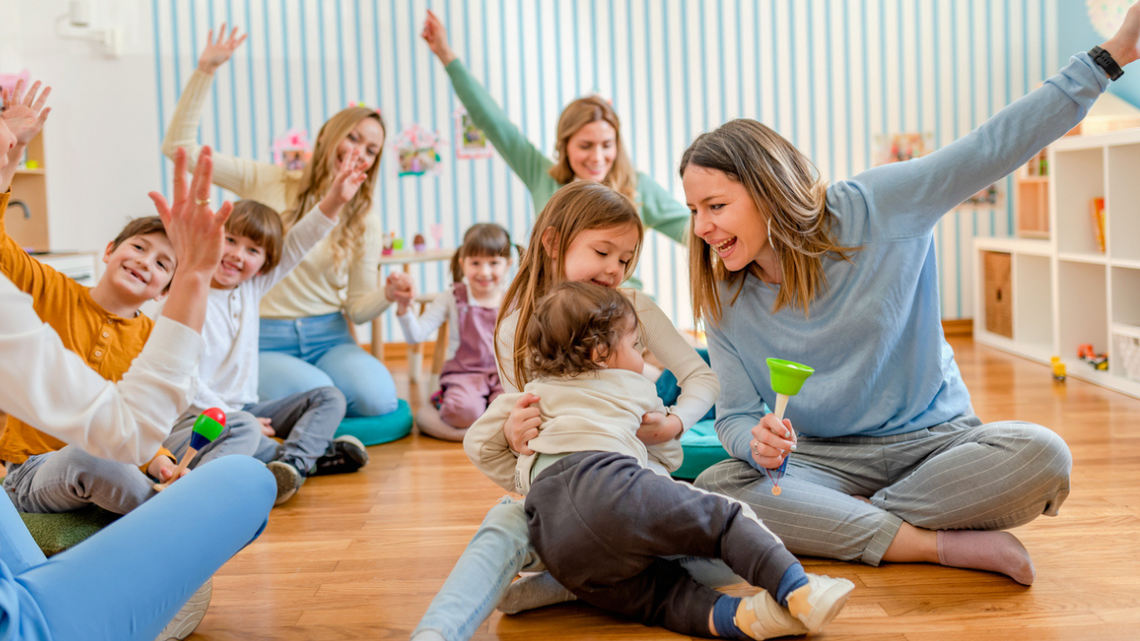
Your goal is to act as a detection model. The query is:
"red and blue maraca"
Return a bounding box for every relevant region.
[153,408,225,491]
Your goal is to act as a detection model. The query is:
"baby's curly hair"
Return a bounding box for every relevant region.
[525,282,638,379]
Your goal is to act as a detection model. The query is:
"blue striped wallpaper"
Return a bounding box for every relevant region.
[151,0,1057,341]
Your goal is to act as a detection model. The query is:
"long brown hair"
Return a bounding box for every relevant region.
[280,107,385,271]
[680,119,858,326]
[449,222,519,283]
[497,181,643,389]
[549,96,638,204]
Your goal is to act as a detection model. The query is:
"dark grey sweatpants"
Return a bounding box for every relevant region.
[525,451,800,637]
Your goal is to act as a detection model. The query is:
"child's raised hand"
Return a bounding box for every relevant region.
[421,9,457,66]
[748,413,797,470]
[1,79,51,147]
[319,148,367,219]
[197,23,247,74]
[504,393,542,455]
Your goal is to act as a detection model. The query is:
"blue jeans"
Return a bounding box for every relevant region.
[412,497,743,641]
[0,456,274,641]
[259,312,399,418]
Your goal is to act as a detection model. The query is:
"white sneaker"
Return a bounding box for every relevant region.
[787,573,855,633]
[734,589,809,640]
[267,460,305,505]
[154,577,212,641]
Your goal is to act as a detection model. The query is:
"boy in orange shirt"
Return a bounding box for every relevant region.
[0,135,246,516]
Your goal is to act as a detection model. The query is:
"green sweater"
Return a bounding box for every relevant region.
[446,59,689,245]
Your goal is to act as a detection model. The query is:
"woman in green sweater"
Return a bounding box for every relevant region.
[421,10,689,245]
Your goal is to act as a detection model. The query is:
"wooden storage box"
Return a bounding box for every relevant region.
[983,251,1013,338]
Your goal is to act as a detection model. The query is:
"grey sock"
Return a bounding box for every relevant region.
[497,571,578,614]
[937,530,1036,585]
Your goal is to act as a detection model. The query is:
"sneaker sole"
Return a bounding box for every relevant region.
[803,580,855,633]
[268,463,302,505]
[155,577,212,641]
[335,435,369,467]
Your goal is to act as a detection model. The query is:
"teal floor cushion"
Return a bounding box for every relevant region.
[672,419,731,480]
[19,505,120,557]
[334,399,414,446]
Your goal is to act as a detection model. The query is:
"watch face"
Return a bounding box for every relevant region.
[1087,0,1130,39]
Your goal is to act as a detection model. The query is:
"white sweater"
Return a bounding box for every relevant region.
[0,274,203,466]
[182,207,337,414]
[464,369,671,494]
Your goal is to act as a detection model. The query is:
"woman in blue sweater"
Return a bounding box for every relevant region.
[686,10,1140,585]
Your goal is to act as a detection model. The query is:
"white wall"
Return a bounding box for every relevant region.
[6,0,1059,338]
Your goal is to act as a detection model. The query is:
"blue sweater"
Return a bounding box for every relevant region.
[710,53,1109,469]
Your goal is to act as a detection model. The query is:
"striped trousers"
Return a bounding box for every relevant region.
[695,414,1072,566]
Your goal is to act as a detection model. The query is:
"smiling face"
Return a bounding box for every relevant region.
[461,253,511,300]
[101,232,176,303]
[212,233,268,289]
[684,165,769,273]
[565,120,618,183]
[334,117,385,175]
[550,223,641,288]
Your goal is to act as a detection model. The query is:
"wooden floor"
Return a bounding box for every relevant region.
[194,337,1140,640]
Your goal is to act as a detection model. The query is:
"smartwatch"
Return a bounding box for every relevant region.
[1089,45,1125,81]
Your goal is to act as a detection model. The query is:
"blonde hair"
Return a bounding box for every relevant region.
[497,181,644,389]
[680,119,858,326]
[280,107,385,271]
[549,96,638,204]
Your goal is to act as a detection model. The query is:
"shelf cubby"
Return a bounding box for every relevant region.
[1053,147,1104,256]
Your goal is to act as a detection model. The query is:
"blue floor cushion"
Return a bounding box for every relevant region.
[334,399,414,446]
[672,419,731,480]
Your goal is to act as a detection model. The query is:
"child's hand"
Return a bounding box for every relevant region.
[505,393,541,455]
[257,417,275,437]
[748,413,797,470]
[386,272,415,312]
[637,412,682,445]
[147,455,188,483]
[198,23,247,74]
[1,79,51,148]
[319,148,367,219]
[421,10,457,66]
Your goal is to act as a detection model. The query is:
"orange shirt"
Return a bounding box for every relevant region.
[0,191,170,465]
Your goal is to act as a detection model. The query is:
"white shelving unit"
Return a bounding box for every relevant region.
[974,128,1140,399]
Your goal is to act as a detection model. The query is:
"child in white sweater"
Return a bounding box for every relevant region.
[465,282,854,640]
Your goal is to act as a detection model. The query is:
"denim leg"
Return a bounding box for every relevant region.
[4,447,156,515]
[257,351,336,404]
[17,456,274,641]
[0,491,46,576]
[245,387,347,472]
[314,343,399,417]
[412,497,544,641]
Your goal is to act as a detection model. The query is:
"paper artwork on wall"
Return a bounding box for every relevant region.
[873,132,933,167]
[453,108,493,160]
[394,123,444,177]
[272,128,312,171]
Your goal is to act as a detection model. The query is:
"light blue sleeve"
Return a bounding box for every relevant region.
[843,53,1109,240]
[707,315,765,472]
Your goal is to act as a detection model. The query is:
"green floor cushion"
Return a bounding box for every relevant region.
[334,399,414,446]
[672,419,732,481]
[19,505,120,557]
